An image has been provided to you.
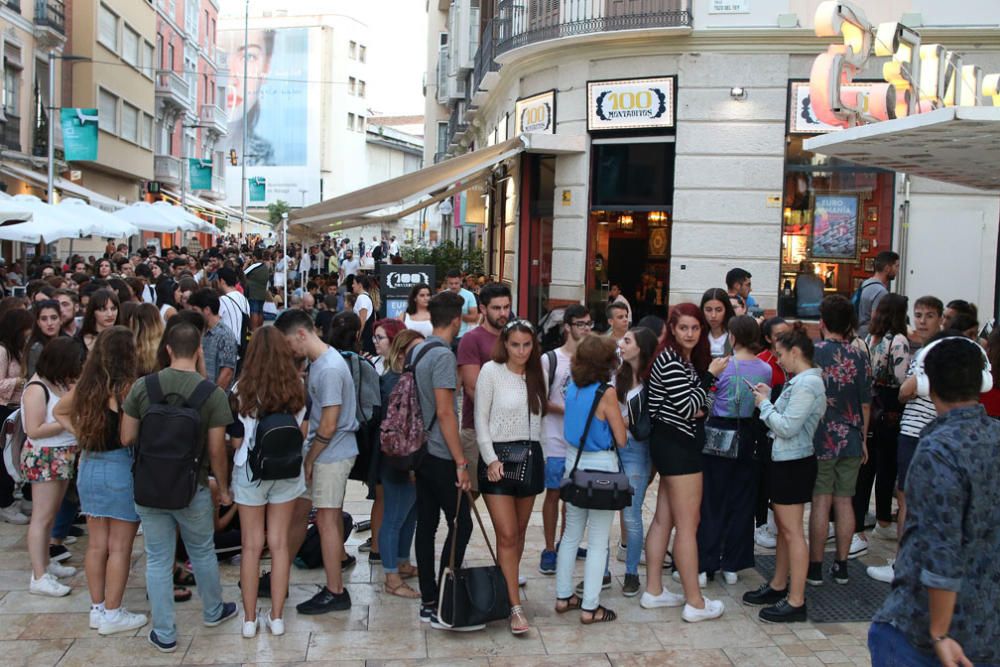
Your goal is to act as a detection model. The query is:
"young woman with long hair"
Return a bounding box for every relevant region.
[744,326,826,623]
[614,326,658,596]
[397,283,433,337]
[230,327,307,637]
[94,258,113,281]
[20,337,83,597]
[700,288,735,359]
[128,303,165,376]
[53,327,147,634]
[369,318,404,375]
[78,288,120,353]
[0,309,34,525]
[697,316,773,585]
[475,319,547,634]
[23,299,62,378]
[754,316,791,549]
[378,329,424,598]
[553,335,627,624]
[642,303,728,621]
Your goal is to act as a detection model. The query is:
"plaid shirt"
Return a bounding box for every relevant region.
[202,321,237,390]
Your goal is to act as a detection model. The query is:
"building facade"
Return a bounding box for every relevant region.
[428,0,1000,324]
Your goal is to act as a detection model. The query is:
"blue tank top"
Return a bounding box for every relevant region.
[563,382,613,452]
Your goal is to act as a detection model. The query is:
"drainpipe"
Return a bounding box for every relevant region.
[896,174,911,298]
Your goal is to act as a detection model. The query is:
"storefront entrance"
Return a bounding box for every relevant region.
[520,154,555,323]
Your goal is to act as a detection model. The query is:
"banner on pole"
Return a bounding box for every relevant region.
[60,108,99,161]
[189,159,213,190]
[249,176,266,202]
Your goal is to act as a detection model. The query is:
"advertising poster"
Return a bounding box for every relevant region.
[60,108,99,161]
[811,195,860,260]
[379,264,436,318]
[587,77,675,132]
[189,159,213,190]
[219,26,320,206]
[514,90,555,135]
[249,177,267,202]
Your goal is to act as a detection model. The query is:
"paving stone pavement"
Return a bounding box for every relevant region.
[1,480,897,666]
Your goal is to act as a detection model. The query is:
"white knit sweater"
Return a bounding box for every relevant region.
[474,361,543,466]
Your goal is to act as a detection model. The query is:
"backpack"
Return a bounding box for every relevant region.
[372,244,383,261]
[851,279,880,316]
[133,373,217,510]
[247,412,304,482]
[379,341,445,470]
[295,511,353,569]
[543,350,557,395]
[341,352,381,483]
[2,381,48,483]
[223,294,251,367]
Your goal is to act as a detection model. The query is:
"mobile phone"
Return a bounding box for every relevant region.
[10,286,25,298]
[743,378,757,392]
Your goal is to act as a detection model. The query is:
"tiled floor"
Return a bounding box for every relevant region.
[2,481,895,666]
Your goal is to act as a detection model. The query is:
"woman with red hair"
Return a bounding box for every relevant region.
[640,303,728,622]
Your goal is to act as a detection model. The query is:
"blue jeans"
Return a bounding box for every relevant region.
[51,492,78,540]
[618,437,651,575]
[135,486,225,644]
[379,477,417,573]
[868,622,992,667]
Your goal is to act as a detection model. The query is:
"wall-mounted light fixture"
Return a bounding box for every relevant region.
[730,87,748,101]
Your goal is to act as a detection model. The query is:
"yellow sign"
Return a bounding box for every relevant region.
[561,190,572,206]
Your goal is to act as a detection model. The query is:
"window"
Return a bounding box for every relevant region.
[436,122,448,154]
[439,33,448,47]
[359,45,367,63]
[122,25,140,66]
[349,40,357,59]
[347,112,355,130]
[358,80,366,98]
[3,67,19,116]
[98,4,119,53]
[167,43,175,70]
[140,113,153,149]
[156,34,163,69]
[356,115,365,132]
[121,102,139,143]
[143,42,155,78]
[348,76,356,95]
[98,88,118,135]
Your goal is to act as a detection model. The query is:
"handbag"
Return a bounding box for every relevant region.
[490,403,538,490]
[559,384,634,511]
[436,490,511,628]
[627,386,652,441]
[702,360,744,459]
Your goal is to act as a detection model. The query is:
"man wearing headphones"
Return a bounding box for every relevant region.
[868,335,999,667]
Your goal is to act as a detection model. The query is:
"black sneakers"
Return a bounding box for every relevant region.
[759,599,807,623]
[622,574,640,597]
[575,573,612,594]
[342,554,357,570]
[296,586,351,615]
[831,560,849,585]
[742,583,787,607]
[806,562,824,586]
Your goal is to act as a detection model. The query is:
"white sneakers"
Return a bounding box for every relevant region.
[0,504,28,525]
[47,561,76,578]
[89,606,104,630]
[681,597,725,623]
[722,571,739,585]
[672,570,708,588]
[99,608,148,636]
[867,559,895,584]
[639,588,685,609]
[848,534,869,559]
[754,525,777,549]
[244,609,285,638]
[871,523,898,541]
[30,572,70,597]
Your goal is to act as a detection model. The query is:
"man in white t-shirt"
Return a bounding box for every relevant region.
[388,236,399,259]
[339,249,360,283]
[538,304,593,574]
[608,283,632,325]
[216,267,249,363]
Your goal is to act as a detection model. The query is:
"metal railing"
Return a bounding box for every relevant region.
[494,0,691,56]
[447,105,468,145]
[433,151,449,164]
[34,0,64,34]
[1,115,21,151]
[155,70,192,107]
[5,0,22,13]
[472,17,500,92]
[199,103,227,132]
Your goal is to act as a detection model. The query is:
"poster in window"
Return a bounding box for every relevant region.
[648,228,669,258]
[810,195,860,261]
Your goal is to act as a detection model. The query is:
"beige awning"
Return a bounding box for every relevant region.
[1,162,125,211]
[291,136,526,230]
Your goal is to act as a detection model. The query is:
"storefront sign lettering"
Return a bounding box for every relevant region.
[587,77,675,131]
[514,90,555,135]
[809,0,1000,128]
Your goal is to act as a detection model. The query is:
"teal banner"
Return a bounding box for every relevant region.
[249,176,266,202]
[189,159,213,190]
[60,108,99,161]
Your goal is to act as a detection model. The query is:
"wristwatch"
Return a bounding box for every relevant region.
[931,634,950,644]
[455,460,468,471]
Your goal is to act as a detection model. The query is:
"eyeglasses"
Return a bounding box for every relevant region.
[372,335,388,342]
[570,320,594,330]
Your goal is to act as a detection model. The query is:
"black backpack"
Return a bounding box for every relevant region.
[295,511,353,569]
[223,293,251,369]
[133,374,217,510]
[247,412,304,482]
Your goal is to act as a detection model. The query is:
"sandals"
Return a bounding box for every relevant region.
[397,564,418,580]
[174,586,192,603]
[554,594,582,614]
[384,581,421,599]
[509,605,529,635]
[580,605,617,625]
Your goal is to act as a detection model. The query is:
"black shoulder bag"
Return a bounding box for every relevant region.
[559,384,633,511]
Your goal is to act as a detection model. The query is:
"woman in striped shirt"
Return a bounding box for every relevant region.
[640,303,729,622]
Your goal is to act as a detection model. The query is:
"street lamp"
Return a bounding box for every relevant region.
[281,211,288,309]
[47,52,90,204]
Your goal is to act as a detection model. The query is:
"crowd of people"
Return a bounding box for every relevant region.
[0,240,996,666]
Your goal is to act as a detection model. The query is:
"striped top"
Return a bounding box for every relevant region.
[899,358,937,438]
[647,347,708,438]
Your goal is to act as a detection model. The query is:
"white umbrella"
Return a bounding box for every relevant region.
[0,195,89,243]
[114,202,183,234]
[152,202,219,235]
[58,198,138,238]
[0,195,33,224]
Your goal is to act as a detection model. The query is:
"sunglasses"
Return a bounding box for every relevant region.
[503,319,535,332]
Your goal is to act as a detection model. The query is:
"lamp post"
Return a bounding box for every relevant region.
[239,0,250,238]
[281,211,288,309]
[46,52,90,204]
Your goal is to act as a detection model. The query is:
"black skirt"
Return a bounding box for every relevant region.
[769,456,818,505]
[478,441,545,497]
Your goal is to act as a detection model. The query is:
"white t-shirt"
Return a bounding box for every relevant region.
[354,293,374,323]
[709,331,728,358]
[341,258,360,277]
[273,257,286,287]
[899,358,938,438]
[541,348,573,458]
[219,291,249,350]
[389,240,399,256]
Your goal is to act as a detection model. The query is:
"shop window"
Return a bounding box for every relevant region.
[778,133,894,318]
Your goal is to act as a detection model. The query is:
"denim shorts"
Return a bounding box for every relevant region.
[544,456,566,490]
[77,448,140,523]
[248,298,264,315]
[232,464,306,507]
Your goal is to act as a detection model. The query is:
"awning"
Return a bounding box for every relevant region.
[0,162,125,210]
[804,107,1000,192]
[291,136,527,231]
[160,190,271,228]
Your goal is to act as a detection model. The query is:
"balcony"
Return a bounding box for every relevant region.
[194,173,226,201]
[153,154,182,187]
[33,0,66,48]
[433,151,449,164]
[155,70,193,114]
[472,18,500,95]
[1,115,21,152]
[447,106,468,147]
[5,0,21,14]
[199,103,227,136]
[494,0,692,58]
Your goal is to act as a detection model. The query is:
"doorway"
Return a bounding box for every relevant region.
[519,154,555,323]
